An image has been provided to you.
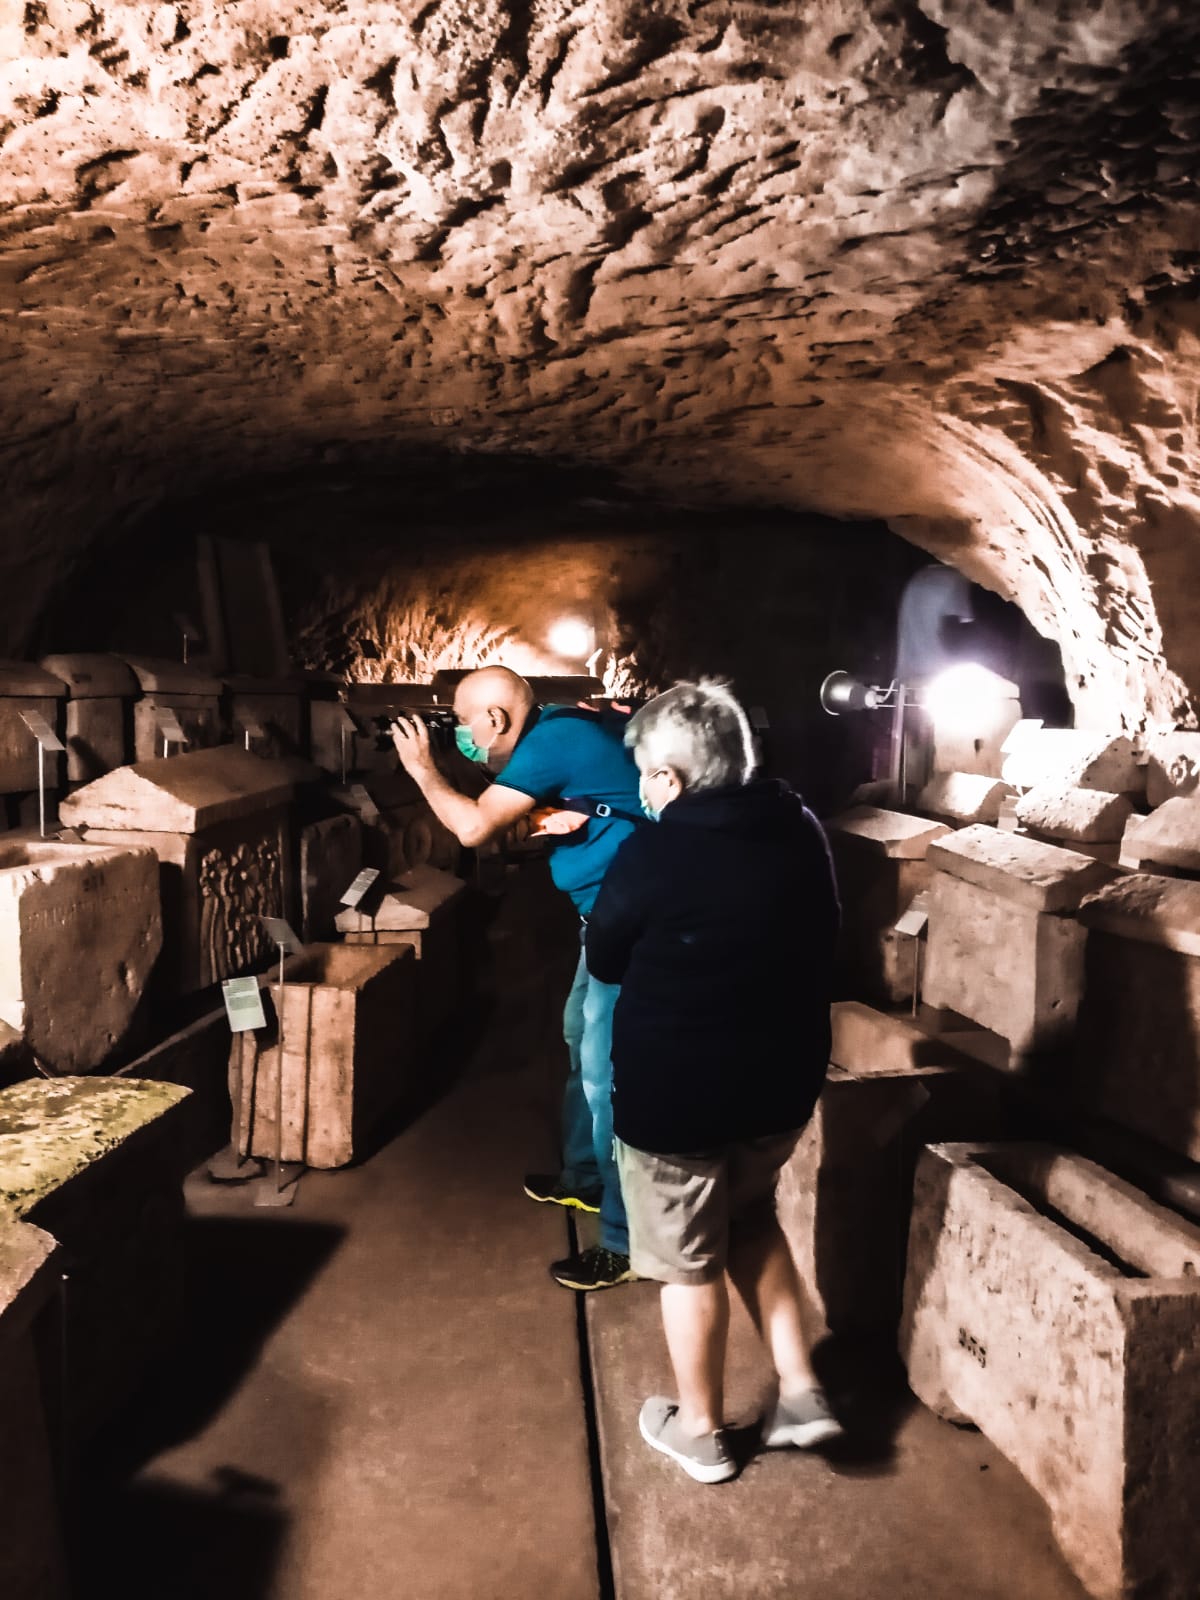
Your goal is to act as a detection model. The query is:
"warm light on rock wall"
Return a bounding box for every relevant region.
[2,1,1199,727]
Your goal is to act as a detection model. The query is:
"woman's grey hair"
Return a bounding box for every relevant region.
[625,678,758,793]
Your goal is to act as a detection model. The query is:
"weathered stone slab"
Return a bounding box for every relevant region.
[830,1000,950,1074]
[0,1077,192,1445]
[300,812,363,941]
[232,944,416,1168]
[1001,729,1144,796]
[927,823,1114,911]
[123,655,224,763]
[226,675,305,760]
[1119,795,1200,873]
[336,773,462,879]
[1073,887,1200,1163]
[0,660,66,794]
[336,865,466,1033]
[39,654,135,700]
[917,771,1012,825]
[63,748,293,993]
[0,838,162,1073]
[0,1219,68,1600]
[776,1062,1011,1335]
[923,869,1088,1056]
[1143,729,1200,808]
[1015,783,1133,844]
[825,805,950,858]
[40,654,135,779]
[901,1143,1200,1600]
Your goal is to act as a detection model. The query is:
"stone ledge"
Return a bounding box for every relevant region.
[1078,872,1200,956]
[824,805,950,858]
[1014,782,1133,844]
[918,771,1012,825]
[927,823,1113,910]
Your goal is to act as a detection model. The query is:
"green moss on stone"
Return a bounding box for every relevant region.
[0,1077,190,1221]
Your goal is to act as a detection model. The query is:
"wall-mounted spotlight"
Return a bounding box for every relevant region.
[548,617,595,660]
[819,670,895,715]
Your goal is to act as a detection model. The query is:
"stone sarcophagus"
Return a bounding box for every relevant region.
[231,944,416,1168]
[122,656,223,764]
[0,661,67,795]
[336,772,462,881]
[922,825,1113,1061]
[1075,873,1200,1164]
[60,747,292,994]
[824,806,950,1004]
[299,812,363,942]
[0,1076,192,1448]
[0,1220,68,1600]
[226,675,305,761]
[335,864,467,1035]
[39,653,137,785]
[901,1142,1200,1600]
[0,837,162,1073]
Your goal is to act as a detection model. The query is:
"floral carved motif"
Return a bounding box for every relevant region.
[198,837,282,986]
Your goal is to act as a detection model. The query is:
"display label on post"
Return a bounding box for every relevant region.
[894,905,929,938]
[340,867,381,909]
[349,783,382,822]
[19,710,66,752]
[238,712,268,739]
[260,916,303,954]
[222,976,266,1032]
[157,708,187,745]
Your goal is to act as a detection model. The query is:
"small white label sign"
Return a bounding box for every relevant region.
[260,916,303,954]
[19,710,66,752]
[340,867,381,909]
[894,905,929,938]
[157,708,187,744]
[222,976,266,1032]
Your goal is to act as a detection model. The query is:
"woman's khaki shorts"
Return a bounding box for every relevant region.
[614,1132,800,1286]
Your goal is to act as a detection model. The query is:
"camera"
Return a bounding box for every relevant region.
[372,708,458,753]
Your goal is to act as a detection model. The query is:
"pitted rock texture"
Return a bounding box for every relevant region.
[3,1,1200,727]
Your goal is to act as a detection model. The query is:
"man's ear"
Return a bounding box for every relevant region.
[488,705,511,735]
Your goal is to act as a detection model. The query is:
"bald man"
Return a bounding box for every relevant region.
[393,666,644,1291]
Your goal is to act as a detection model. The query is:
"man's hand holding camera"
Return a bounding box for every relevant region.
[391,714,437,781]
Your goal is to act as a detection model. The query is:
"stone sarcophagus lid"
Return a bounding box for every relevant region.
[0,837,162,1073]
[901,1143,1200,1600]
[1075,873,1200,1164]
[121,656,223,764]
[231,944,416,1168]
[917,771,1013,827]
[0,661,67,795]
[922,825,1113,1060]
[38,654,137,785]
[1000,726,1144,798]
[824,806,950,1004]
[1118,794,1200,875]
[60,747,292,994]
[0,1076,192,1449]
[1014,780,1134,863]
[335,864,466,1035]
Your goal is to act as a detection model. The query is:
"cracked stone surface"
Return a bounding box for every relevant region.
[3,1,1200,727]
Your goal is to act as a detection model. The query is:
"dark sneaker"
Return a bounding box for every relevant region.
[762,1385,843,1449]
[639,1397,736,1484]
[523,1173,602,1213]
[549,1246,638,1291]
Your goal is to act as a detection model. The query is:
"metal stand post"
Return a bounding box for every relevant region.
[252,941,303,1207]
[37,740,46,838]
[208,1030,264,1182]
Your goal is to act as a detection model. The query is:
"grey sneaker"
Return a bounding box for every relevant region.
[638,1396,736,1484]
[762,1385,843,1449]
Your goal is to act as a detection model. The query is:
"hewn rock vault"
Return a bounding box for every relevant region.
[3,1,1200,726]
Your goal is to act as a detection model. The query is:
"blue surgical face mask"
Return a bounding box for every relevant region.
[638,778,661,822]
[455,723,491,764]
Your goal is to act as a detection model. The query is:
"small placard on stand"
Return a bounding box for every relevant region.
[221,976,267,1033]
[260,916,303,955]
[157,707,188,756]
[894,895,931,1016]
[20,709,65,838]
[340,867,381,910]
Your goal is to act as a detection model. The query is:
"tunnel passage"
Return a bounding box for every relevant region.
[3,1,1200,729]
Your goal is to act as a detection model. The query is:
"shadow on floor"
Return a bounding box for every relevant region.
[812,1331,922,1476]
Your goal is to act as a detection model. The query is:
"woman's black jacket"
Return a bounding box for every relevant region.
[585,777,839,1155]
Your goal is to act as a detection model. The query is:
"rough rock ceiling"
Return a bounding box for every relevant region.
[2,0,1199,726]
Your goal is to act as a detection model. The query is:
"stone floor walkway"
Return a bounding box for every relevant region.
[69,867,1090,1600]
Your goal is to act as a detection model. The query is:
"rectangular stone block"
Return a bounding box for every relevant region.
[927,823,1114,911]
[0,661,66,795]
[923,869,1087,1057]
[776,1061,1011,1336]
[825,805,950,859]
[1073,878,1200,1163]
[0,838,162,1073]
[122,656,223,763]
[901,1142,1200,1600]
[336,865,467,1035]
[63,748,295,993]
[1001,728,1144,796]
[299,812,363,941]
[831,1000,952,1074]
[227,676,305,760]
[0,1077,192,1446]
[0,1220,68,1600]
[827,811,943,1005]
[917,771,1012,825]
[231,944,416,1168]
[40,654,137,784]
[1119,796,1200,874]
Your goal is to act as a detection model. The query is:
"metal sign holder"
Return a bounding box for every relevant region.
[173,611,202,666]
[251,918,306,1208]
[19,711,65,838]
[210,977,268,1183]
[237,712,268,752]
[157,707,188,759]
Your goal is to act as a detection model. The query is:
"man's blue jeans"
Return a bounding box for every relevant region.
[561,940,628,1255]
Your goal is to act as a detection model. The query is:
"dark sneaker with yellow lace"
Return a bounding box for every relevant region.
[549,1245,638,1290]
[523,1173,602,1213]
[638,1397,737,1484]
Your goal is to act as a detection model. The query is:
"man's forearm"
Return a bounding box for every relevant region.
[407,765,506,848]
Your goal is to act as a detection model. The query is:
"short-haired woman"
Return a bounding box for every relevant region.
[585,679,841,1483]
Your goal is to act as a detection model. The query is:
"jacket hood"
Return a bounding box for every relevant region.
[659,777,811,836]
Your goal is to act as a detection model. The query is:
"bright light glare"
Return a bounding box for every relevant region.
[923,663,1009,734]
[548,618,594,659]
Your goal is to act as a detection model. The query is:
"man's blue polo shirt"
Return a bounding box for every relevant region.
[494,706,642,916]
